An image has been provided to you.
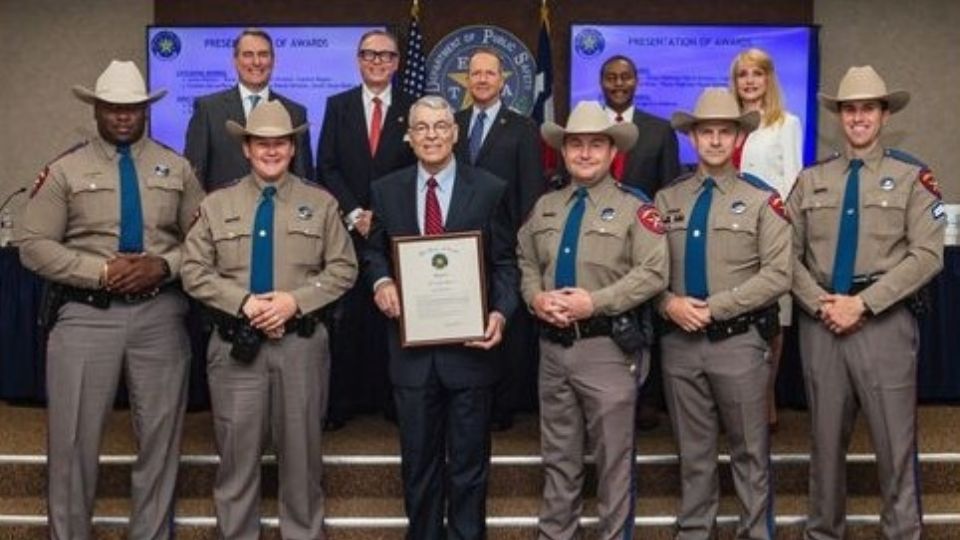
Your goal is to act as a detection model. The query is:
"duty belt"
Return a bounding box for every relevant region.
[61,281,178,309]
[209,308,323,343]
[662,304,780,343]
[823,272,884,295]
[540,316,613,348]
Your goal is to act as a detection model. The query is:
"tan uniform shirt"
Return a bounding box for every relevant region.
[517,175,668,316]
[182,173,357,315]
[655,167,791,321]
[787,145,945,315]
[18,135,204,289]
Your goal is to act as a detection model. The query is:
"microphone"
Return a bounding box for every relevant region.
[0,187,27,215]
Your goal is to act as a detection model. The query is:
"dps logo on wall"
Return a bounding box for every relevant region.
[425,25,537,116]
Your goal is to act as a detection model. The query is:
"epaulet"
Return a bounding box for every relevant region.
[30,140,90,197]
[737,172,775,192]
[739,173,790,222]
[884,148,928,169]
[665,171,696,188]
[811,152,841,166]
[152,138,180,155]
[615,181,653,203]
[208,177,243,193]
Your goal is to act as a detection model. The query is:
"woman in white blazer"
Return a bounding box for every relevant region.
[730,48,803,429]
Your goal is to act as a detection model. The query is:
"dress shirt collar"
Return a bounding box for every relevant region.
[417,159,456,193]
[362,83,392,109]
[604,105,635,123]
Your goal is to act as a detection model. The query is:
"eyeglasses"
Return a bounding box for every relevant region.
[409,121,454,138]
[358,49,399,63]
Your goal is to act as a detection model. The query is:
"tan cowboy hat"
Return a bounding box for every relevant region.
[671,88,760,134]
[818,65,910,113]
[541,101,638,152]
[72,60,166,105]
[226,100,308,139]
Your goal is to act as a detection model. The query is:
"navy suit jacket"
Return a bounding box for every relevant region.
[621,109,681,196]
[184,86,313,190]
[454,105,543,227]
[363,161,519,388]
[317,86,416,213]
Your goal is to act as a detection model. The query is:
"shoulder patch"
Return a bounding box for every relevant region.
[637,204,665,234]
[932,201,945,221]
[615,181,653,203]
[738,172,775,192]
[29,166,50,198]
[665,170,696,188]
[29,140,91,198]
[767,192,790,222]
[917,168,941,199]
[885,148,928,169]
[812,152,842,166]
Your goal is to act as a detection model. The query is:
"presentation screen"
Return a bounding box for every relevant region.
[569,25,818,166]
[146,25,384,154]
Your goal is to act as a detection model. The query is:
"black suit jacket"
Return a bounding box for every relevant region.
[363,161,519,388]
[621,109,681,196]
[454,105,543,227]
[184,86,313,191]
[317,86,417,213]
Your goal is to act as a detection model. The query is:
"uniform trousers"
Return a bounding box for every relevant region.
[661,327,772,540]
[46,290,190,540]
[537,336,638,540]
[207,325,330,540]
[799,305,921,540]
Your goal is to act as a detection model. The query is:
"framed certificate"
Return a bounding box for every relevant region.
[391,231,487,347]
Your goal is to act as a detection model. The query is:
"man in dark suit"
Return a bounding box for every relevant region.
[453,47,542,430]
[601,54,682,431]
[363,95,518,540]
[316,29,417,427]
[185,27,313,191]
[601,54,681,195]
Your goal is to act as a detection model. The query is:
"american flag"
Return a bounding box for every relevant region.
[532,0,558,173]
[400,0,426,98]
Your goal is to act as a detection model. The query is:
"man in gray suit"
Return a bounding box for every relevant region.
[185,27,313,190]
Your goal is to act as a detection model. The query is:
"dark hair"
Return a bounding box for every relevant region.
[233,28,274,58]
[600,55,637,78]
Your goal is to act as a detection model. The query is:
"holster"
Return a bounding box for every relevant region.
[37,281,65,331]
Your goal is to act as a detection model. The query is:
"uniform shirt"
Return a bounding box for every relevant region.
[19,135,204,290]
[517,175,668,316]
[182,172,358,315]
[655,167,791,321]
[786,145,944,316]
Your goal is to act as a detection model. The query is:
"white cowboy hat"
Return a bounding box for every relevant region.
[671,87,760,134]
[541,101,639,152]
[818,65,910,113]
[72,60,166,105]
[226,100,308,139]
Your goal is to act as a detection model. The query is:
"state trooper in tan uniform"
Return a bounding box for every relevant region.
[517,101,668,540]
[655,88,790,540]
[17,60,204,540]
[182,100,356,540]
[788,66,944,540]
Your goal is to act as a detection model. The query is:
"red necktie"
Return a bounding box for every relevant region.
[369,96,383,156]
[424,177,444,235]
[611,113,627,180]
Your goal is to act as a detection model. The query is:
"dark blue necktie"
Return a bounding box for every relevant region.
[117,145,144,253]
[250,185,277,294]
[554,187,588,288]
[468,110,487,163]
[684,177,715,299]
[831,159,864,294]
